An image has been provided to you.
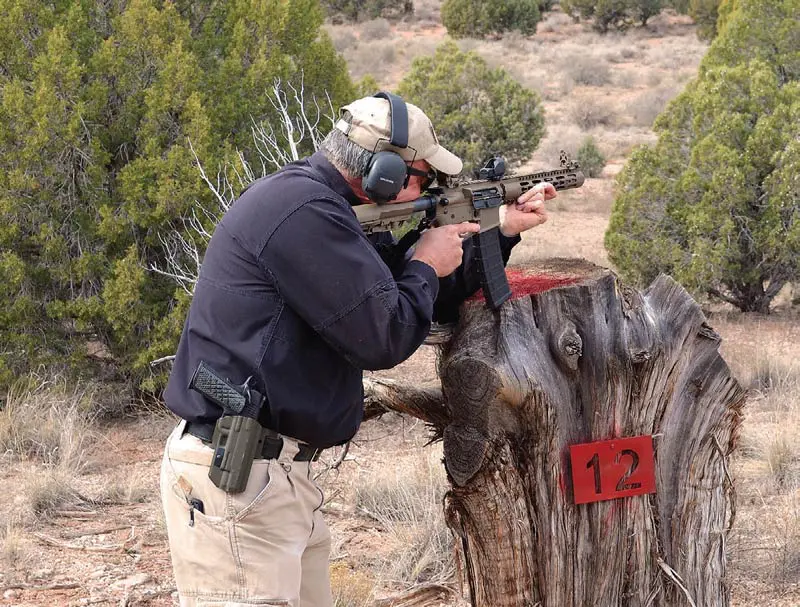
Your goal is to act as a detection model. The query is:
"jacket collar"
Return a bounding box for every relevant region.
[308,151,362,207]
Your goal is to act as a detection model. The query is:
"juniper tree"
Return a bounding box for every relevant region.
[396,41,545,174]
[689,0,721,39]
[441,0,541,38]
[605,0,800,313]
[561,0,634,31]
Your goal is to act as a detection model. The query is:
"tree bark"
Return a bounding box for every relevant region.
[365,259,745,607]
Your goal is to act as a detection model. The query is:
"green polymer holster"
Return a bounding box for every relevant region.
[189,361,268,493]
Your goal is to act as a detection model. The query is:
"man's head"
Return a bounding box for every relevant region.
[320,94,463,204]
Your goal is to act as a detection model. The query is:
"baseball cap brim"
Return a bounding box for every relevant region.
[426,144,463,176]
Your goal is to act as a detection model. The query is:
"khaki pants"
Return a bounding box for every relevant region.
[160,422,333,607]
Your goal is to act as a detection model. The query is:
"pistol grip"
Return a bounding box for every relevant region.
[474,227,511,310]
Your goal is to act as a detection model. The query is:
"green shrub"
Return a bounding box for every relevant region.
[577,137,606,177]
[633,0,663,23]
[561,0,666,29]
[668,0,691,11]
[321,0,413,21]
[561,0,633,31]
[397,41,545,174]
[689,0,721,39]
[605,0,800,313]
[441,0,541,38]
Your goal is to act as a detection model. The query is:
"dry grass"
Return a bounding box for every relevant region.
[0,373,95,470]
[409,0,441,28]
[359,18,392,41]
[537,11,574,33]
[324,21,441,87]
[743,357,800,397]
[718,332,800,599]
[569,95,618,130]
[0,373,104,522]
[24,467,84,517]
[630,86,680,126]
[354,446,454,585]
[560,53,612,87]
[331,562,375,607]
[95,473,150,505]
[0,519,30,583]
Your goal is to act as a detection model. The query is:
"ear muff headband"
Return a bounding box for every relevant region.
[373,91,409,149]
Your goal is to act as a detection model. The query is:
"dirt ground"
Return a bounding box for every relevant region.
[2,5,799,607]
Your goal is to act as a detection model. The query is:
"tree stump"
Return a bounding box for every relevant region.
[364,259,746,607]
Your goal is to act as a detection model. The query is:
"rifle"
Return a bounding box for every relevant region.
[354,154,585,310]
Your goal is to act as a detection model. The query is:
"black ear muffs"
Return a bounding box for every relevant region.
[362,151,408,204]
[363,91,410,204]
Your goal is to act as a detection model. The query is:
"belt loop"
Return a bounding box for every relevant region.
[278,435,300,462]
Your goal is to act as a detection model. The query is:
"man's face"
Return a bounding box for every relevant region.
[389,159,435,204]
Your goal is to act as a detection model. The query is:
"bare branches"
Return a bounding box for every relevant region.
[149,228,200,295]
[253,76,335,171]
[188,138,238,214]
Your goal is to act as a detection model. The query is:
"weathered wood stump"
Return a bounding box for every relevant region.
[365,259,745,607]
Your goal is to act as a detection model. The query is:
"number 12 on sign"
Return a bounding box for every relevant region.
[569,435,657,505]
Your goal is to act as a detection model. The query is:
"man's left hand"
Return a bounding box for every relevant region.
[500,182,557,237]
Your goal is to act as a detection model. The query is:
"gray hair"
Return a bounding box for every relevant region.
[320,115,373,178]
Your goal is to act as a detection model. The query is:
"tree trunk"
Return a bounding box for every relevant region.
[365,259,746,607]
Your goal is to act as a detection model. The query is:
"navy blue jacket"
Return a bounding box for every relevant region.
[164,151,519,448]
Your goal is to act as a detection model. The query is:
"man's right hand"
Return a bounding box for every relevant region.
[411,222,481,277]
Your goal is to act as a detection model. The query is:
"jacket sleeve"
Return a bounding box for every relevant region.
[432,231,521,323]
[260,198,439,371]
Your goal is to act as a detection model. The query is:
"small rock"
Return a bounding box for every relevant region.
[30,568,54,580]
[3,589,19,600]
[112,572,151,590]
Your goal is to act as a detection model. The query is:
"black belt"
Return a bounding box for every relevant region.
[184,421,321,462]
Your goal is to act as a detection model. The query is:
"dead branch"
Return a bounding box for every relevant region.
[362,377,449,431]
[373,583,458,607]
[61,525,132,540]
[1,582,81,592]
[33,531,126,552]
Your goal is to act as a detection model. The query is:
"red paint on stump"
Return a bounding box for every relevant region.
[469,269,580,303]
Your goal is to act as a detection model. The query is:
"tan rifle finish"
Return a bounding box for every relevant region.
[354,160,586,235]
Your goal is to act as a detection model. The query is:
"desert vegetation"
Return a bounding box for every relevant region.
[0,0,797,605]
[605,0,799,314]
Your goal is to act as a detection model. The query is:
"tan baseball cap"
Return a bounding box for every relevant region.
[335,96,463,176]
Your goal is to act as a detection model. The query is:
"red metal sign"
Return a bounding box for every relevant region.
[569,435,656,505]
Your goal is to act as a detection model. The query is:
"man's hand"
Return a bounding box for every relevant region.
[411,222,481,277]
[500,182,557,237]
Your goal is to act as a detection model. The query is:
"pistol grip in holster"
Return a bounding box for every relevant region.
[474,227,512,310]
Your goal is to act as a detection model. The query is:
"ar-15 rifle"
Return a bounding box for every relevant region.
[354,154,585,310]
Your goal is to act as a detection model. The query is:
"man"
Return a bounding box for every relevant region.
[160,93,556,607]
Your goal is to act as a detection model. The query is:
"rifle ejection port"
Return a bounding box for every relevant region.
[471,187,503,210]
